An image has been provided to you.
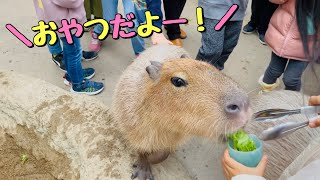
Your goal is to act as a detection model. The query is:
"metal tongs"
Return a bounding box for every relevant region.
[252,106,320,141]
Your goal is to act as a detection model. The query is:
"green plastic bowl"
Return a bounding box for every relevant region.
[228,134,263,167]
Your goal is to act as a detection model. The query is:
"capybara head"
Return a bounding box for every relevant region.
[143,59,252,139]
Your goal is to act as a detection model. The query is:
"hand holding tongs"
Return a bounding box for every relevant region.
[252,106,320,141]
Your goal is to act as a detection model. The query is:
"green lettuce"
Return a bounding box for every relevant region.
[229,130,256,152]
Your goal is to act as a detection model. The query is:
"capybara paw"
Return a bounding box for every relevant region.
[131,161,154,180]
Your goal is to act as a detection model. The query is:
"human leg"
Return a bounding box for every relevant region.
[257,0,278,44]
[243,0,259,33]
[47,36,65,71]
[62,35,104,95]
[283,60,309,91]
[90,0,118,52]
[196,18,224,70]
[262,52,288,84]
[61,35,84,84]
[259,52,286,92]
[215,21,243,70]
[124,0,146,55]
[163,0,186,40]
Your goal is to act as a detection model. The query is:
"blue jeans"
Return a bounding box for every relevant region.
[94,0,146,55]
[263,52,309,91]
[60,35,84,84]
[47,38,63,55]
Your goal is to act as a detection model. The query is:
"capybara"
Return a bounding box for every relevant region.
[111,44,252,179]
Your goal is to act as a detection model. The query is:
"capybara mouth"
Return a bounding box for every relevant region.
[218,134,229,143]
[227,107,253,134]
[217,122,248,144]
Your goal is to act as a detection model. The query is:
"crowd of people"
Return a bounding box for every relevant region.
[32,0,319,179]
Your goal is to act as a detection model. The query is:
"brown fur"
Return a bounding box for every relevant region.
[111,44,252,154]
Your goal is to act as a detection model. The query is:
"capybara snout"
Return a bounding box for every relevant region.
[223,90,252,133]
[224,93,250,115]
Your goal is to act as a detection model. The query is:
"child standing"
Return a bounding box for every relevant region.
[89,0,171,55]
[33,0,99,72]
[196,0,249,71]
[33,0,104,95]
[259,0,311,92]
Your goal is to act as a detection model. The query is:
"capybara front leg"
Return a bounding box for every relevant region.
[131,153,154,180]
[131,151,170,180]
[147,151,170,164]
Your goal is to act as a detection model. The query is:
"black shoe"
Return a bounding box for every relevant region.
[52,51,97,72]
[242,23,256,34]
[258,33,267,45]
[52,52,66,72]
[82,51,98,61]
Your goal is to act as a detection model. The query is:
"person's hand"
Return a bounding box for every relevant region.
[308,96,320,128]
[222,150,268,180]
[151,33,173,45]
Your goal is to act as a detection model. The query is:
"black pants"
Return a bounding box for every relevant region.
[249,0,278,34]
[263,52,309,91]
[163,0,186,40]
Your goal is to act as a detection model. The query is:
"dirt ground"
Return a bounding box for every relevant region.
[1,0,318,180]
[0,122,73,180]
[0,134,55,180]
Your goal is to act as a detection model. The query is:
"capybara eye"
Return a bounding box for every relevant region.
[171,77,187,87]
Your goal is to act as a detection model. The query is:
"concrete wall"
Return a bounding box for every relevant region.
[0,70,193,180]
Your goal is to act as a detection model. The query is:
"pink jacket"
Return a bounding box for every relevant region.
[32,0,86,37]
[265,0,307,61]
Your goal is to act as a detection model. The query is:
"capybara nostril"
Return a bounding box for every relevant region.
[225,95,250,116]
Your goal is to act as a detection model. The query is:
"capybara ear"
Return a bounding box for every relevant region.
[146,61,163,80]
